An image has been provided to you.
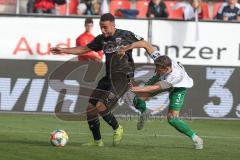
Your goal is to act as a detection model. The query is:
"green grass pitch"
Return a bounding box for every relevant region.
[0,113,239,160]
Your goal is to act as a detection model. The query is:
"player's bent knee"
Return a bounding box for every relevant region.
[87,104,98,119]
[103,92,118,110]
[139,94,149,101]
[167,114,179,126]
[96,102,107,112]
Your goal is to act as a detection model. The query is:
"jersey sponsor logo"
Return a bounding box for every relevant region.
[116,38,122,44]
[103,41,119,54]
[103,38,125,54]
[223,12,238,18]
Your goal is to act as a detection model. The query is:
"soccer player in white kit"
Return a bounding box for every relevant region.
[119,41,204,149]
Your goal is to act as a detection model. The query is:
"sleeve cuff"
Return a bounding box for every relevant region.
[150,51,161,61]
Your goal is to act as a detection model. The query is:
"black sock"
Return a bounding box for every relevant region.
[101,111,119,130]
[87,117,101,141]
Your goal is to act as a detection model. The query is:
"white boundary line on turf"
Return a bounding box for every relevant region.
[0,111,240,121]
[0,130,240,139]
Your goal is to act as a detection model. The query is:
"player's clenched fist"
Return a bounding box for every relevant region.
[49,47,64,54]
[118,45,128,59]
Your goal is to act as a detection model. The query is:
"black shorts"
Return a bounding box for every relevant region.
[89,75,130,109]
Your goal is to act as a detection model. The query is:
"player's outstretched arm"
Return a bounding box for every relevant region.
[119,40,155,58]
[50,46,91,55]
[129,80,172,94]
[130,85,161,93]
[129,82,161,94]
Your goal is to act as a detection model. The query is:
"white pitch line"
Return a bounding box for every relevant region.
[0,130,239,139]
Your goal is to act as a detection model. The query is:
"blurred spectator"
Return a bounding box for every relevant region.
[146,0,168,18]
[27,0,35,13]
[77,0,101,15]
[91,0,101,14]
[27,0,60,14]
[191,0,209,20]
[216,0,240,21]
[76,18,103,61]
[77,1,87,15]
[115,9,139,18]
[53,0,78,15]
[35,0,56,14]
[173,0,194,20]
[173,0,208,20]
[0,0,16,14]
[101,0,109,14]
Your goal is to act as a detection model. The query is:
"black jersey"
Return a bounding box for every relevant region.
[87,29,143,77]
[219,5,240,21]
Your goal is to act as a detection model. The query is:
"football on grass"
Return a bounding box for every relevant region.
[50,129,69,147]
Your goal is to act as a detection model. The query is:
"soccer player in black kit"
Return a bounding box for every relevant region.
[50,13,143,146]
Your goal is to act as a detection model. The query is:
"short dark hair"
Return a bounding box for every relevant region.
[100,13,115,22]
[85,17,93,25]
[154,55,172,69]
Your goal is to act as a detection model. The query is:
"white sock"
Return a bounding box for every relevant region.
[95,139,102,142]
[191,133,199,142]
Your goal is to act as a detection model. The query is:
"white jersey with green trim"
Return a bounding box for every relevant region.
[159,59,193,88]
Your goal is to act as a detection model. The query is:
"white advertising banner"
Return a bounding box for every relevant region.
[1,16,240,66]
[0,17,149,62]
[152,20,240,67]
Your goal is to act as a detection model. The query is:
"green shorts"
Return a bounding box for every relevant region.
[168,87,187,111]
[145,76,187,111]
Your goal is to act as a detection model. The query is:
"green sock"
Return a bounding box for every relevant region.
[133,96,146,113]
[168,117,195,138]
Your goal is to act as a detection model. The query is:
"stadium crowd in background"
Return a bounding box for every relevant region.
[0,0,240,21]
